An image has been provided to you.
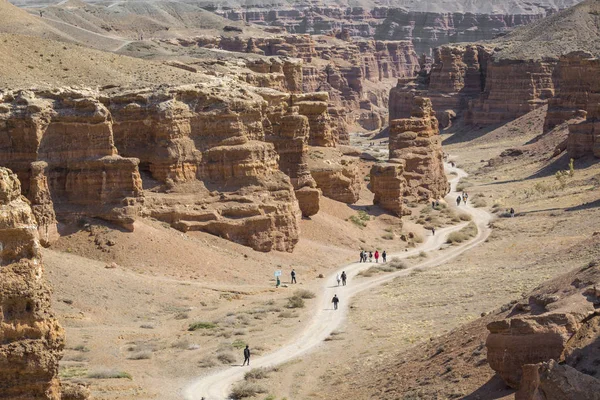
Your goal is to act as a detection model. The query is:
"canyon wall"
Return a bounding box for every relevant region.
[542,51,600,159]
[369,161,407,216]
[0,167,65,399]
[184,34,420,137]
[0,89,143,231]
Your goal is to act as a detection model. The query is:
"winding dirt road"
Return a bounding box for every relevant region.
[183,164,493,400]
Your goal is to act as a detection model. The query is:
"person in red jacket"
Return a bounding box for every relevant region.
[374,250,379,263]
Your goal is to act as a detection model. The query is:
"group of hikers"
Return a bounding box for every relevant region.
[359,249,386,263]
[335,271,347,286]
[456,191,469,206]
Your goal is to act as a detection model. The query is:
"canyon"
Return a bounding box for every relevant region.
[1,0,600,399]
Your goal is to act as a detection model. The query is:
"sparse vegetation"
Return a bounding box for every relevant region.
[232,339,246,349]
[446,222,478,244]
[217,352,236,364]
[294,289,316,299]
[349,210,371,228]
[286,295,305,309]
[188,321,217,331]
[230,382,267,399]
[456,179,473,192]
[278,310,297,318]
[381,233,394,240]
[244,367,277,380]
[127,351,152,360]
[87,369,132,380]
[471,197,488,208]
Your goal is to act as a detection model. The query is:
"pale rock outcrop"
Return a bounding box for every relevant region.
[0,167,65,399]
[369,160,407,216]
[308,147,361,204]
[389,97,449,201]
[294,92,336,147]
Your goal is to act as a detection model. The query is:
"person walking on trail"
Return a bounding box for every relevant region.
[382,250,387,263]
[276,276,280,288]
[374,250,379,263]
[341,271,347,286]
[242,345,250,366]
[510,207,515,218]
[456,196,461,206]
[431,226,435,236]
[291,269,297,284]
[332,294,339,310]
[360,250,364,263]
[463,192,468,204]
[336,273,341,286]
[369,251,373,262]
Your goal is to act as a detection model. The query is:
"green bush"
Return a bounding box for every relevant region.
[188,321,217,331]
[87,369,132,380]
[294,289,316,299]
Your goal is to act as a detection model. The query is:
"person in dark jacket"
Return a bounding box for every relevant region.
[382,250,387,263]
[291,269,297,284]
[341,271,347,286]
[242,345,250,366]
[332,295,339,310]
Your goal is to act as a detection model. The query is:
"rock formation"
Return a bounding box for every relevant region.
[388,97,448,202]
[0,167,65,399]
[369,161,407,216]
[308,147,361,204]
[486,261,600,391]
[0,89,143,231]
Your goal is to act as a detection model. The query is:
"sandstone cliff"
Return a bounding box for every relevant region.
[307,147,361,204]
[0,89,143,231]
[369,160,407,216]
[0,167,65,399]
[389,97,449,202]
[486,261,600,393]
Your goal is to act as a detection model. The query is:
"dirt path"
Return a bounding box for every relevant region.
[183,163,493,400]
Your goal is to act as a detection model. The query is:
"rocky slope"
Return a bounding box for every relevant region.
[486,261,600,397]
[0,167,65,399]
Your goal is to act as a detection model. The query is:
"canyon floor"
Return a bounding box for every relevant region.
[44,105,600,399]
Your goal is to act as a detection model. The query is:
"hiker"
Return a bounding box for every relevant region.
[382,250,387,263]
[374,250,379,263]
[341,271,347,286]
[435,200,440,207]
[432,200,436,208]
[276,276,280,288]
[291,269,297,284]
[463,192,469,204]
[432,226,435,236]
[450,161,455,167]
[332,294,340,310]
[359,250,364,263]
[242,345,250,366]
[369,251,373,262]
[456,196,462,206]
[510,207,515,218]
[336,273,341,286]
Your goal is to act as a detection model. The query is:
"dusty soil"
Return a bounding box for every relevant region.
[222,107,600,400]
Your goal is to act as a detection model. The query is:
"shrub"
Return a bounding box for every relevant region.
[198,356,217,368]
[188,321,217,331]
[217,352,236,364]
[72,345,90,352]
[278,310,296,318]
[389,257,407,270]
[244,367,271,380]
[127,351,152,360]
[87,369,132,380]
[286,296,305,309]
[446,222,478,244]
[230,382,267,399]
[294,289,316,299]
[458,213,472,221]
[232,339,246,349]
[381,233,394,240]
[471,197,487,208]
[412,232,424,243]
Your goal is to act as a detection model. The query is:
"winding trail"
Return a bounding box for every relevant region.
[183,163,493,400]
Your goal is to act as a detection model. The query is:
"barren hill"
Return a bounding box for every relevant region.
[493,0,600,60]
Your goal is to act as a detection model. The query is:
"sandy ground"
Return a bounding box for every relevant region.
[184,164,492,399]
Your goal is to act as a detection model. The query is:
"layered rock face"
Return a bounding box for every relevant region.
[467,58,556,125]
[388,97,448,202]
[375,10,544,56]
[106,83,302,251]
[542,51,600,159]
[369,161,407,216]
[187,34,420,138]
[307,147,361,204]
[486,262,600,392]
[0,167,64,399]
[389,44,491,127]
[0,89,143,231]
